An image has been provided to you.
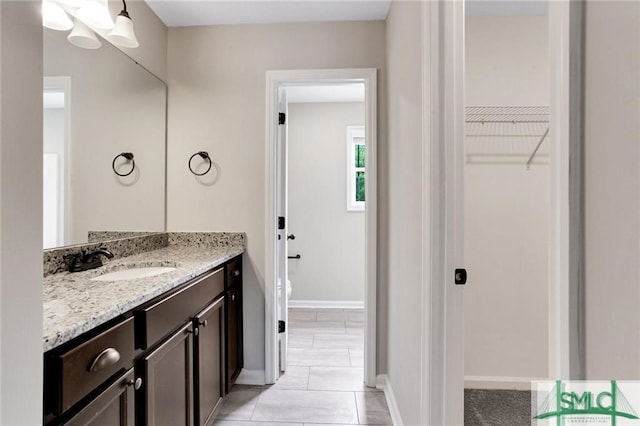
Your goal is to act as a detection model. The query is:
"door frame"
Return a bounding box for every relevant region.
[264,68,378,386]
[422,1,585,424]
[43,76,71,247]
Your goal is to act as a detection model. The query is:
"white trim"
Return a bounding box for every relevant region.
[376,375,404,426]
[548,0,585,381]
[464,376,544,391]
[288,300,364,310]
[235,369,266,386]
[421,1,465,425]
[265,68,377,387]
[43,76,71,247]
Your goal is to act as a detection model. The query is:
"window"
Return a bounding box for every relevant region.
[347,126,365,211]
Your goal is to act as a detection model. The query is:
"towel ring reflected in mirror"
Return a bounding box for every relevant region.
[112,152,135,177]
[189,151,212,176]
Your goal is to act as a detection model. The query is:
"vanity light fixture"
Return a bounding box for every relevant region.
[42,0,73,31]
[76,0,114,30]
[54,0,84,7]
[41,0,139,50]
[108,0,139,49]
[67,19,102,49]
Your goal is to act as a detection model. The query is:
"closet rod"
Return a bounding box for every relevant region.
[526,127,550,170]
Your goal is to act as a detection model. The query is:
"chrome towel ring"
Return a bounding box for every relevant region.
[112,152,135,177]
[189,151,212,176]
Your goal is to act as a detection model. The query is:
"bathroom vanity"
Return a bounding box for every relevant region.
[42,233,244,426]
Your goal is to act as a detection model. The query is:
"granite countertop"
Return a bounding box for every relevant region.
[43,244,244,352]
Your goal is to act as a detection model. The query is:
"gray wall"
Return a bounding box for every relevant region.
[464,16,549,383]
[385,1,423,424]
[166,21,387,375]
[584,0,640,379]
[288,102,365,303]
[0,2,43,423]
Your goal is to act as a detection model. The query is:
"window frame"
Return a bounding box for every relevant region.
[346,125,365,212]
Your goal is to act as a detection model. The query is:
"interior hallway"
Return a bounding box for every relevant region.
[213,308,392,425]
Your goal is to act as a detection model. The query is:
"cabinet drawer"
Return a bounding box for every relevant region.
[225,257,242,289]
[136,268,224,349]
[55,317,135,415]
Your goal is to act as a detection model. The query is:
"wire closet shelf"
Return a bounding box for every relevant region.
[465,105,549,168]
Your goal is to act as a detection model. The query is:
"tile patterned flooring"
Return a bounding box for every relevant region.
[213,308,392,426]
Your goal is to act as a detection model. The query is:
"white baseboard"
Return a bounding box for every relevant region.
[376,374,403,426]
[465,375,543,391]
[235,369,266,386]
[288,300,365,309]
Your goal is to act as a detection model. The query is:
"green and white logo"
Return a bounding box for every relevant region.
[533,381,640,425]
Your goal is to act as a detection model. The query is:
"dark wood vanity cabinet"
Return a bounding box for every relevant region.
[44,255,243,426]
[193,296,225,426]
[62,369,136,426]
[225,257,243,392]
[138,323,194,426]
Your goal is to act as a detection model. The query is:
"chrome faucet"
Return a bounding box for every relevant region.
[65,248,114,273]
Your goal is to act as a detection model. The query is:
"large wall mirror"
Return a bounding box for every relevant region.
[43,27,167,249]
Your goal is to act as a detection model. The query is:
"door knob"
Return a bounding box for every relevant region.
[287,234,296,240]
[127,377,143,390]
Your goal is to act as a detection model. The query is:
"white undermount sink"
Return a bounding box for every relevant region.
[90,266,177,282]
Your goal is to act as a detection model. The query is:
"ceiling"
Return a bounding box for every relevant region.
[286,84,365,104]
[144,0,392,27]
[466,0,548,16]
[145,0,547,27]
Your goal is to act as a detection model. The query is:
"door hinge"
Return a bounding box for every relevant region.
[278,216,285,230]
[278,320,286,333]
[278,113,286,125]
[455,268,467,285]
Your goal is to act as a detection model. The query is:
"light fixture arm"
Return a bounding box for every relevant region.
[119,0,130,19]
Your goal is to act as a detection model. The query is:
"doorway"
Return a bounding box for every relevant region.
[423,1,584,424]
[43,76,70,249]
[264,68,378,388]
[463,4,550,423]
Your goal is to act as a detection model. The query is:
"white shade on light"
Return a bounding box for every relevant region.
[42,0,73,31]
[108,12,139,48]
[54,0,85,8]
[67,19,102,49]
[76,0,114,30]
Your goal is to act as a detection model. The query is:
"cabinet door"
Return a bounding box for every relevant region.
[63,369,135,426]
[140,323,194,426]
[193,296,225,426]
[225,285,243,392]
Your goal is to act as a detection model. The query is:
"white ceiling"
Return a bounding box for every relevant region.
[286,84,365,104]
[145,0,546,27]
[466,0,548,17]
[145,0,392,27]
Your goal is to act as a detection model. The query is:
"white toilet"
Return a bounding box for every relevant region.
[277,279,293,300]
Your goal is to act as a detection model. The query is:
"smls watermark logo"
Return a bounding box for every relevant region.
[533,381,640,425]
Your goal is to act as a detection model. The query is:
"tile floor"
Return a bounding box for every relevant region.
[213,308,392,426]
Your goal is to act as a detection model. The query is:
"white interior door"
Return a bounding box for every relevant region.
[276,87,289,372]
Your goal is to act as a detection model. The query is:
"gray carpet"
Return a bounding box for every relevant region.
[465,389,531,426]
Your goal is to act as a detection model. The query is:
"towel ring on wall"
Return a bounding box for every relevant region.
[112,152,135,177]
[189,151,212,176]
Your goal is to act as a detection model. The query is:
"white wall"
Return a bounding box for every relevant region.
[385,2,423,424]
[0,2,43,423]
[464,16,549,384]
[584,1,640,380]
[287,102,365,303]
[166,21,387,374]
